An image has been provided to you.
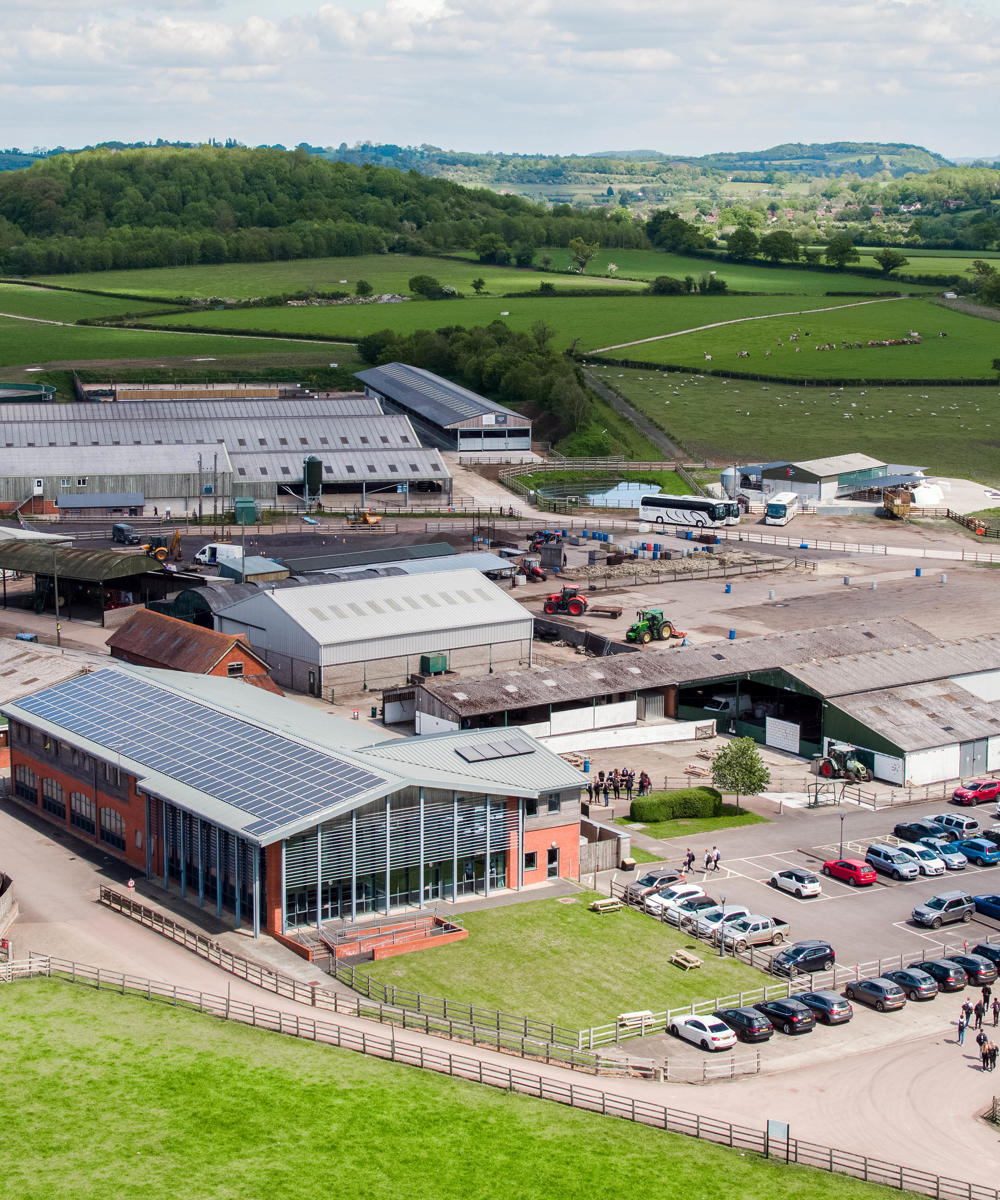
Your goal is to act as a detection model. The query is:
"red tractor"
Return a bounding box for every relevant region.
[543,587,588,616]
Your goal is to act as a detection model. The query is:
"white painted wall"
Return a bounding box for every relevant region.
[873,753,905,784]
[954,671,1000,702]
[905,744,961,786]
[988,736,1000,772]
[384,697,415,724]
[595,700,637,730]
[415,711,459,735]
[765,717,800,754]
[548,699,637,736]
[539,720,713,755]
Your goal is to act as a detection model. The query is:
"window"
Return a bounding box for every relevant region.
[60,477,71,487]
[44,737,60,759]
[258,438,267,446]
[101,761,121,788]
[320,436,329,445]
[380,436,389,444]
[360,436,370,445]
[409,463,419,472]
[523,851,537,871]
[524,798,538,818]
[339,437,349,445]
[346,465,356,474]
[226,662,245,677]
[281,466,291,475]
[547,795,561,814]
[300,437,308,445]
[70,792,96,836]
[389,464,399,473]
[401,435,411,443]
[279,437,288,446]
[77,478,87,486]
[42,778,66,820]
[367,465,376,473]
[14,764,37,804]
[237,438,247,447]
[259,466,268,476]
[238,468,247,476]
[100,807,126,851]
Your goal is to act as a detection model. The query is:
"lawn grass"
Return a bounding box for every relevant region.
[27,253,645,301]
[0,315,348,369]
[364,890,769,1028]
[514,469,692,494]
[595,366,1000,483]
[0,282,170,321]
[2,979,904,1200]
[628,844,664,864]
[618,806,770,841]
[596,297,999,380]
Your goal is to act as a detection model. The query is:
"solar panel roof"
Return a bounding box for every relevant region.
[14,669,389,839]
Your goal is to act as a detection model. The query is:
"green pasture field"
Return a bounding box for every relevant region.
[27,254,644,301]
[3,980,902,1200]
[853,248,1000,278]
[143,293,869,351]
[597,297,1000,381]
[595,366,1000,483]
[0,314,347,370]
[0,283,169,322]
[514,468,693,495]
[364,891,767,1028]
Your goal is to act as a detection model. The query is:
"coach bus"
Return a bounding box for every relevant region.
[763,492,801,525]
[638,494,731,527]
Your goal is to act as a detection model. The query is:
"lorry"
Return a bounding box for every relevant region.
[714,914,790,952]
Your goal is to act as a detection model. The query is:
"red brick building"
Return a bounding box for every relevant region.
[107,609,282,694]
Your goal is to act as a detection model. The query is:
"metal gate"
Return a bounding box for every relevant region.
[638,692,665,721]
[960,739,988,777]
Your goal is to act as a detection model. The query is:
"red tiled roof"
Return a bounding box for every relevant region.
[106,609,270,676]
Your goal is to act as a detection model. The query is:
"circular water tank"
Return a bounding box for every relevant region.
[720,467,737,496]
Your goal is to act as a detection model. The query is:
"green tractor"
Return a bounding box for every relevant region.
[625,609,676,645]
[815,742,873,783]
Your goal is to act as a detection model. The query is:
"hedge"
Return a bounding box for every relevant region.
[629,786,722,822]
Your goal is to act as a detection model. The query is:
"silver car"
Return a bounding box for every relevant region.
[918,836,967,870]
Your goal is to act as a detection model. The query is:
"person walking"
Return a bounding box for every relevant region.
[975,1000,985,1030]
[711,846,721,872]
[990,1042,998,1072]
[683,847,695,873]
[585,780,594,803]
[992,997,999,1027]
[624,770,634,804]
[983,984,993,1008]
[638,771,650,797]
[703,849,713,873]
[981,1037,991,1072]
[602,779,611,806]
[957,1015,966,1045]
[963,998,974,1024]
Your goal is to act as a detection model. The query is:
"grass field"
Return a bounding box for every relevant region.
[619,806,770,841]
[364,891,768,1028]
[596,366,1000,483]
[3,980,904,1200]
[593,298,1000,381]
[853,247,1000,278]
[514,468,693,495]
[0,315,349,369]
[0,283,170,321]
[27,254,645,301]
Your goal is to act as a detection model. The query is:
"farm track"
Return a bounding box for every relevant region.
[587,295,909,354]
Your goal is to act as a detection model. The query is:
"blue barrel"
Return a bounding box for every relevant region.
[583,758,590,773]
[724,583,732,594]
[652,550,659,560]
[561,529,567,538]
[686,530,694,541]
[799,542,809,549]
[582,530,588,539]
[915,567,922,577]
[729,629,736,640]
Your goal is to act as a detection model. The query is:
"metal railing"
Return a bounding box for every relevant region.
[2,955,990,1200]
[719,527,1000,565]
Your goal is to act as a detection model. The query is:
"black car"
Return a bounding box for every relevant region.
[909,958,968,991]
[972,943,1000,969]
[796,991,854,1024]
[770,939,836,976]
[978,828,1000,850]
[753,997,816,1035]
[713,1006,775,1043]
[949,954,999,986]
[883,967,939,1001]
[894,819,953,844]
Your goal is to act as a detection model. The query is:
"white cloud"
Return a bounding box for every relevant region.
[3,0,999,156]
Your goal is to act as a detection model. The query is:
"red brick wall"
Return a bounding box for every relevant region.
[522,821,579,885]
[207,644,272,682]
[264,842,283,935]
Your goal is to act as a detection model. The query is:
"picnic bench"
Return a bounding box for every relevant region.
[670,949,704,971]
[617,1009,655,1029]
[589,897,623,915]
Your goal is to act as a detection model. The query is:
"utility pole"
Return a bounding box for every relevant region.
[198,453,204,524]
[212,453,218,536]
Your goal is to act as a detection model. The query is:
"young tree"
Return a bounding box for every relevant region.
[872,249,909,277]
[825,233,860,270]
[354,279,373,296]
[711,736,770,813]
[408,273,442,298]
[568,236,599,274]
[471,277,486,294]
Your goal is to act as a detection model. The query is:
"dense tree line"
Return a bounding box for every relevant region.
[0,146,648,275]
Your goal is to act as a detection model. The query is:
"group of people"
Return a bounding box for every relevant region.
[585,768,652,806]
[681,846,721,873]
[957,990,1000,1069]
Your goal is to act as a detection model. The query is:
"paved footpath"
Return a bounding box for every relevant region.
[5,796,1000,1188]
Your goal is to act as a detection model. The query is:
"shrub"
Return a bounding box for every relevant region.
[629,787,722,822]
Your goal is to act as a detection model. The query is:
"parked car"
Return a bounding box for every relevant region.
[623,870,685,904]
[909,959,968,991]
[971,943,1000,969]
[973,894,1000,921]
[882,967,939,1001]
[753,997,816,1035]
[918,836,967,870]
[771,939,836,976]
[865,843,919,881]
[975,826,1000,850]
[716,914,789,950]
[911,891,975,928]
[952,779,1000,806]
[894,819,953,843]
[948,954,999,986]
[713,1006,774,1043]
[821,858,877,887]
[930,813,981,838]
[681,904,751,937]
[769,868,821,898]
[950,838,1000,867]
[796,991,854,1025]
[894,843,946,877]
[665,894,719,927]
[642,881,704,917]
[844,977,907,1012]
[667,1015,738,1052]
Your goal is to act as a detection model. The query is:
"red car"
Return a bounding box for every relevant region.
[952,779,1000,806]
[822,858,877,887]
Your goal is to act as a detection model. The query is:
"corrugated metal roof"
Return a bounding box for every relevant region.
[787,636,1000,698]
[1,396,382,422]
[418,617,931,716]
[230,447,447,482]
[173,577,314,614]
[285,542,456,571]
[107,609,268,674]
[831,681,1000,752]
[789,453,886,477]
[216,568,532,645]
[0,543,165,580]
[0,640,90,704]
[356,363,528,429]
[57,492,144,509]
[0,444,230,476]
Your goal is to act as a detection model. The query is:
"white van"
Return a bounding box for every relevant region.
[193,543,243,566]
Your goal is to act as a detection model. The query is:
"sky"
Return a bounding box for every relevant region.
[3,0,998,158]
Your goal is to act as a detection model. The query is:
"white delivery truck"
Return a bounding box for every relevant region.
[193,543,244,566]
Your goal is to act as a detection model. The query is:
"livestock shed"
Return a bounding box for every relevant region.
[2,665,585,936]
[214,568,534,697]
[761,453,888,501]
[0,395,451,514]
[355,363,532,453]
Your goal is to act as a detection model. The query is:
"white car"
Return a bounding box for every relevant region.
[643,882,706,918]
[769,868,822,898]
[668,1015,738,1052]
[681,904,751,937]
[894,843,946,877]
